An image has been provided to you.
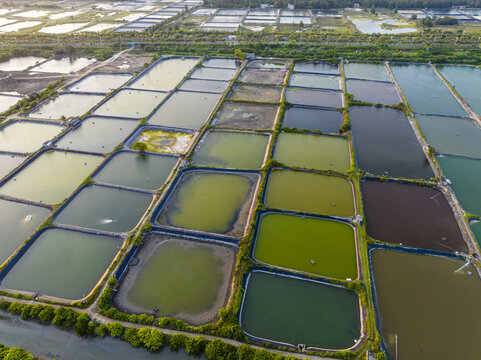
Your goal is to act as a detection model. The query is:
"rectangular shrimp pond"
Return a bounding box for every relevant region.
[0,120,64,153]
[155,170,259,237]
[1,228,121,300]
[240,271,360,349]
[114,233,236,325]
[0,151,103,205]
[371,248,481,360]
[264,170,355,217]
[253,212,358,279]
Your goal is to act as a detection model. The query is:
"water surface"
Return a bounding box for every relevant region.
[0,56,45,71]
[282,107,341,132]
[68,73,133,93]
[0,121,63,153]
[290,73,339,90]
[29,93,104,120]
[346,80,400,104]
[0,153,24,179]
[31,57,96,74]
[286,88,342,108]
[343,63,390,81]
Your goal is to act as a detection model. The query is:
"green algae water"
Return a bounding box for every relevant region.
[391,64,466,116]
[158,171,255,235]
[241,271,360,349]
[94,152,177,190]
[438,156,481,216]
[54,185,153,233]
[2,229,120,300]
[416,115,481,159]
[0,151,103,204]
[274,133,350,171]
[438,65,481,115]
[126,240,228,319]
[254,213,357,279]
[192,131,268,169]
[0,199,50,265]
[264,170,354,216]
[0,121,64,153]
[371,249,481,360]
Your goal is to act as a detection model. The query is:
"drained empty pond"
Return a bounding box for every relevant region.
[0,151,103,204]
[54,185,153,233]
[117,234,235,324]
[94,152,177,190]
[0,199,50,265]
[130,129,193,154]
[362,180,467,252]
[274,133,350,171]
[253,213,357,279]
[264,170,355,217]
[2,229,120,300]
[350,106,433,179]
[371,249,481,360]
[214,101,278,130]
[241,271,360,349]
[192,131,268,169]
[156,171,258,236]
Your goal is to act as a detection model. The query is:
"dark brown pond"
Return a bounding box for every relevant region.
[362,180,467,252]
[350,106,433,179]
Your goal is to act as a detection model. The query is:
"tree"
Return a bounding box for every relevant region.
[38,307,54,323]
[138,328,164,352]
[185,336,208,355]
[169,334,188,351]
[74,313,90,336]
[107,322,124,338]
[234,49,246,59]
[124,328,141,348]
[205,339,237,360]
[132,142,148,152]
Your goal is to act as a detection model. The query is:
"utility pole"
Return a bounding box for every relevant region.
[395,333,398,360]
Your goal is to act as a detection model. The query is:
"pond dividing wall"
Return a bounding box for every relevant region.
[371,248,481,360]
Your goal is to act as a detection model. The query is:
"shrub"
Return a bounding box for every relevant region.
[169,334,188,351]
[107,322,124,338]
[138,328,164,352]
[124,327,141,348]
[74,313,90,336]
[185,336,208,355]
[205,339,238,360]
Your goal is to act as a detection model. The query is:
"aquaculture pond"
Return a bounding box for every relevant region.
[192,131,268,169]
[391,64,466,116]
[293,62,339,74]
[148,91,221,129]
[94,152,177,190]
[290,73,339,90]
[282,107,341,133]
[229,84,283,103]
[203,58,239,68]
[131,129,193,154]
[437,156,481,216]
[239,69,287,85]
[214,102,278,130]
[0,312,197,360]
[129,57,199,91]
[286,88,342,108]
[68,73,133,93]
[55,116,138,153]
[274,133,350,171]
[120,236,235,324]
[438,65,481,115]
[240,271,360,349]
[264,170,355,217]
[38,23,88,34]
[0,153,24,179]
[54,185,152,233]
[350,106,433,179]
[346,80,400,105]
[0,151,103,204]
[472,221,481,247]
[2,229,120,300]
[0,94,21,112]
[0,121,63,153]
[0,199,50,265]
[416,115,481,159]
[254,213,357,279]
[0,56,45,71]
[93,89,167,119]
[362,180,467,252]
[343,63,391,82]
[0,21,41,33]
[179,79,229,93]
[191,67,237,81]
[156,171,257,236]
[29,93,104,120]
[31,57,96,74]
[371,249,481,360]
